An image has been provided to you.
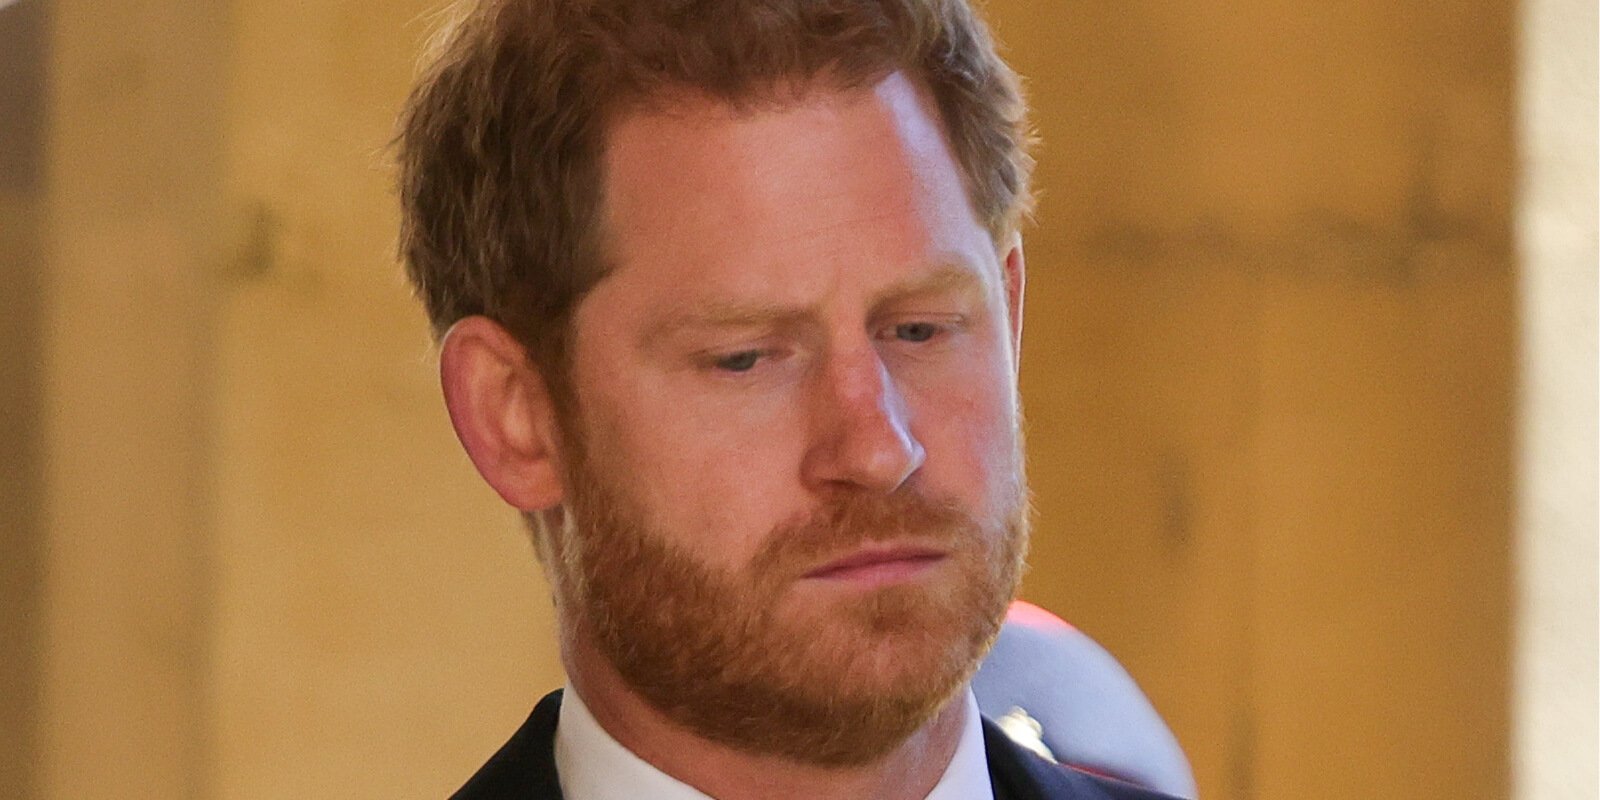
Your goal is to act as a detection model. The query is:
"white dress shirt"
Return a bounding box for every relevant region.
[553,685,995,800]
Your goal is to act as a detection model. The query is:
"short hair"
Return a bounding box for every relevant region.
[396,0,1035,385]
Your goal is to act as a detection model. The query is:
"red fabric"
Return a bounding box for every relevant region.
[1005,599,1078,634]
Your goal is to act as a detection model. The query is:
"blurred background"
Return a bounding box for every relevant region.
[0,0,1594,797]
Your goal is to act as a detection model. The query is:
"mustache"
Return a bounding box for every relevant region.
[748,490,981,580]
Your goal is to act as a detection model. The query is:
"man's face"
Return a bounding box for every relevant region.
[550,71,1029,764]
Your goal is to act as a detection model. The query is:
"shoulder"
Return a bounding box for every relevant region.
[450,690,566,800]
[452,693,1186,800]
[982,716,1186,800]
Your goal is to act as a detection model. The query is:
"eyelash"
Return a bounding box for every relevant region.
[882,321,943,344]
[705,321,957,374]
[712,350,767,373]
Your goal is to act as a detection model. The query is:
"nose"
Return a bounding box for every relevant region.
[800,346,926,494]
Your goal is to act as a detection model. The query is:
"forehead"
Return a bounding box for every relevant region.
[591,71,996,307]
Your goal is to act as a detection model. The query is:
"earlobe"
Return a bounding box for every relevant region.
[439,316,567,511]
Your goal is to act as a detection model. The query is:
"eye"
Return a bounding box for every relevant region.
[893,322,941,343]
[712,350,762,372]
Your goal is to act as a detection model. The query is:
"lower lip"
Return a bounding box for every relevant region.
[804,554,946,586]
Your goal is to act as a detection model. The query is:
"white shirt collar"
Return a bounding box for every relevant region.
[553,685,994,800]
[926,689,997,800]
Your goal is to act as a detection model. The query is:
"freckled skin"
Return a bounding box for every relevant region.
[543,70,1030,800]
[573,71,1022,577]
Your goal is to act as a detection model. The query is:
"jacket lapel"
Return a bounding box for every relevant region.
[450,689,566,800]
[452,691,1173,800]
[983,716,1175,800]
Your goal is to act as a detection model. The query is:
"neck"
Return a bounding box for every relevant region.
[563,634,969,800]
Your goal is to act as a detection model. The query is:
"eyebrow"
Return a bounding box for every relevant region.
[638,302,812,348]
[868,262,985,309]
[639,261,988,347]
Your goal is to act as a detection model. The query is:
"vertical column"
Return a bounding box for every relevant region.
[1513,0,1599,797]
[0,1,49,797]
[39,1,226,797]
[212,2,562,795]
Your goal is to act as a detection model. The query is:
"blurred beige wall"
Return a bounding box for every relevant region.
[997,3,1517,798]
[4,0,1587,797]
[212,2,565,797]
[35,1,224,797]
[1514,0,1599,796]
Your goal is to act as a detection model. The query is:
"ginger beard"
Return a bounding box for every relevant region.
[547,428,1030,766]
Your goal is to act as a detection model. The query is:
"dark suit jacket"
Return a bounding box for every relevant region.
[451,690,1180,800]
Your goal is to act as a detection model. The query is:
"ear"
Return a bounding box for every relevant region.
[1002,238,1026,371]
[439,316,566,511]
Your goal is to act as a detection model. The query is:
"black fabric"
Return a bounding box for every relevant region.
[451,690,1183,799]
[980,717,1183,800]
[450,690,566,799]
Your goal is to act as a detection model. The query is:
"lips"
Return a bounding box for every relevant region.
[802,545,949,580]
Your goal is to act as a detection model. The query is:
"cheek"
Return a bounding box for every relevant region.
[577,372,808,565]
[906,363,1020,504]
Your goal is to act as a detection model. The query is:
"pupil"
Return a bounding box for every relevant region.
[720,352,759,371]
[899,323,935,342]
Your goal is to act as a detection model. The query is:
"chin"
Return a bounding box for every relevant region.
[784,578,998,693]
